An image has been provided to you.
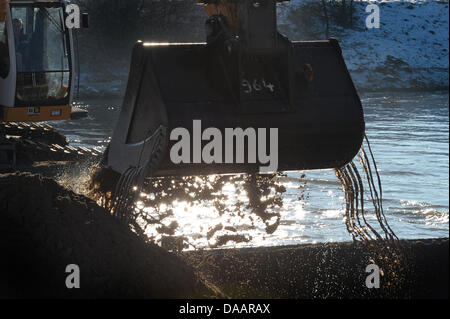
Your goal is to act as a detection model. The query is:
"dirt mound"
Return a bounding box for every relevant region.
[0,172,218,298]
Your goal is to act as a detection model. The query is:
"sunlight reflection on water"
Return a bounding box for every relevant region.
[53,92,449,249]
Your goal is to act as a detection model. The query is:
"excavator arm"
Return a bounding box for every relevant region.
[103,0,364,179]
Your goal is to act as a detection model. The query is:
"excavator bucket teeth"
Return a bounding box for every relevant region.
[105,39,364,178]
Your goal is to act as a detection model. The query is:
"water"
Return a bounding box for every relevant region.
[51,91,449,248]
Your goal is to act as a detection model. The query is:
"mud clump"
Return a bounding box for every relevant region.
[0,172,219,298]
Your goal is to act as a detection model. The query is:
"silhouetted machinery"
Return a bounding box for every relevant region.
[0,0,90,168]
[104,0,365,178]
[0,0,87,122]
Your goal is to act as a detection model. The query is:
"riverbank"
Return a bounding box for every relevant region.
[185,238,449,299]
[279,0,449,92]
[0,172,447,298]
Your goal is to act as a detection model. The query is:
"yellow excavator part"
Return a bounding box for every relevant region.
[0,0,8,22]
[205,2,238,33]
[0,105,72,122]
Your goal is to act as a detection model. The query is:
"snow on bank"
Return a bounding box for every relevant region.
[279,0,449,91]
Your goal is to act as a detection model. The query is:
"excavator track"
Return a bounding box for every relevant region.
[0,122,68,146]
[0,122,102,168]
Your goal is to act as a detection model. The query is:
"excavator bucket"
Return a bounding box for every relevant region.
[104,0,364,179]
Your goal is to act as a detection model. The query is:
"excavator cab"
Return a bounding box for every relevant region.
[103,0,365,179]
[0,0,77,122]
